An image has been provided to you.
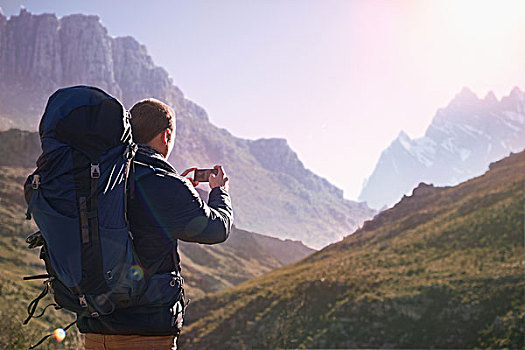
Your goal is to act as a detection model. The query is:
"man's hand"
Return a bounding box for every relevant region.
[181,167,199,187]
[209,165,229,191]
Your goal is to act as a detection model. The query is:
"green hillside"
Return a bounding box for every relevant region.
[180,226,313,299]
[0,166,80,349]
[180,151,525,349]
[0,164,312,349]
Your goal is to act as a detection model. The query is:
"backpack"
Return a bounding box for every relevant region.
[23,86,184,347]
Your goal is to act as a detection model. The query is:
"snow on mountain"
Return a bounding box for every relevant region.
[359,87,525,209]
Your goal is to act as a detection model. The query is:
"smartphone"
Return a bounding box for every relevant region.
[194,168,218,182]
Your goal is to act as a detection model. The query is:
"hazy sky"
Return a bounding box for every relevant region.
[2,0,524,200]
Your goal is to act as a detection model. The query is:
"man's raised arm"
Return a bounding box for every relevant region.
[146,165,233,244]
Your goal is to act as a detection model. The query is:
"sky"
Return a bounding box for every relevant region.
[2,0,524,200]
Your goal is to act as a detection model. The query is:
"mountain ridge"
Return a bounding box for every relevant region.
[359,86,525,209]
[0,10,375,248]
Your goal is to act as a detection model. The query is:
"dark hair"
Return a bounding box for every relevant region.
[129,98,175,144]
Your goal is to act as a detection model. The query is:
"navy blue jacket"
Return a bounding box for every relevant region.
[77,144,233,334]
[130,145,233,275]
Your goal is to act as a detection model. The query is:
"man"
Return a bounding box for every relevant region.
[80,98,233,349]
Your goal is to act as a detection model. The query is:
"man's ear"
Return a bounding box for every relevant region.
[163,128,172,145]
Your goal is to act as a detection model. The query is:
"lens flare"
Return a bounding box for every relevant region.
[53,328,66,342]
[130,265,144,281]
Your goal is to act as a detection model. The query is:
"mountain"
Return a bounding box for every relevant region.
[0,10,375,248]
[179,226,313,299]
[179,151,525,349]
[359,86,525,209]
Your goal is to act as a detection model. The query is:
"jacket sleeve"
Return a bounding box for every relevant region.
[139,172,233,244]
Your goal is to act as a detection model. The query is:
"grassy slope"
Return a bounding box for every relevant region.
[180,226,313,299]
[0,166,81,349]
[0,166,313,349]
[180,151,525,349]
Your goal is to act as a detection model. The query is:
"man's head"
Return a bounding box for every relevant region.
[129,98,176,158]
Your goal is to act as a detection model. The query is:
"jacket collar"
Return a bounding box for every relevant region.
[135,143,178,175]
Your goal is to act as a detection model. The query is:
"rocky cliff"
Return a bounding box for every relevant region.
[359,87,525,209]
[0,10,375,248]
[0,9,188,128]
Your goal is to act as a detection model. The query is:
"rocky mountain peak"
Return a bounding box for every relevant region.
[506,86,525,105]
[510,86,524,99]
[1,10,61,92]
[18,7,30,17]
[483,91,498,104]
[397,130,410,140]
[59,14,120,97]
[247,136,348,200]
[392,130,413,153]
[249,137,306,176]
[61,13,101,24]
[447,86,479,109]
[458,86,478,99]
[500,86,525,113]
[360,86,525,209]
[433,87,503,127]
[0,10,204,128]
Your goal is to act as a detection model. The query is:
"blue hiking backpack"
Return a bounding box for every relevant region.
[23,86,184,347]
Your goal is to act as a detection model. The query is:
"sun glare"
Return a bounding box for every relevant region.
[446,0,525,39]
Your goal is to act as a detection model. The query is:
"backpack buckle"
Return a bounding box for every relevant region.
[90,163,100,178]
[45,277,55,294]
[32,174,40,189]
[79,294,88,308]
